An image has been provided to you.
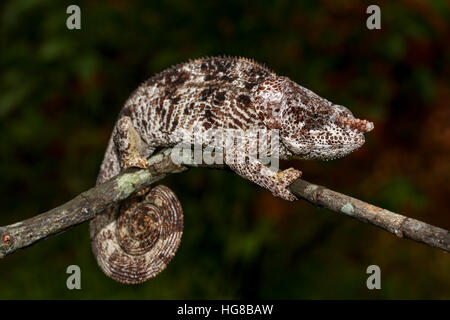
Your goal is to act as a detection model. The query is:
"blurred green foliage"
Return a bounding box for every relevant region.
[0,0,449,299]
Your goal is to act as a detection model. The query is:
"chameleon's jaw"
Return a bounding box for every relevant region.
[335,116,374,133]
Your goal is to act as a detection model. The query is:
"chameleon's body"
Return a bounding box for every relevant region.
[90,57,374,284]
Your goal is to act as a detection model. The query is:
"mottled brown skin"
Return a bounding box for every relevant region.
[91,56,374,284]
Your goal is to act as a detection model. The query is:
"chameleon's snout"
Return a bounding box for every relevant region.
[335,116,374,133]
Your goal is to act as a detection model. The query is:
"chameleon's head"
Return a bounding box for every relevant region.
[254,76,374,160]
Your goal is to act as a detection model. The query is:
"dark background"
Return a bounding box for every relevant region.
[0,0,449,299]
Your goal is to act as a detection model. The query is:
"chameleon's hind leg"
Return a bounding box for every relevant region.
[113,116,151,169]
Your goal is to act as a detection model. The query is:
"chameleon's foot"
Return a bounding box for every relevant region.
[272,168,302,201]
[122,156,149,170]
[134,187,151,198]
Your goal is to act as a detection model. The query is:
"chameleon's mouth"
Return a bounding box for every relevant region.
[335,116,374,133]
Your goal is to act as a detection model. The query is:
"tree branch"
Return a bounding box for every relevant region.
[288,180,449,252]
[0,149,187,258]
[0,149,448,258]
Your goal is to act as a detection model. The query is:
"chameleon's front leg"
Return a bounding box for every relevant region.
[113,116,150,169]
[227,153,302,201]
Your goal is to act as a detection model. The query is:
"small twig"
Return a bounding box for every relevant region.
[0,149,448,258]
[288,180,449,252]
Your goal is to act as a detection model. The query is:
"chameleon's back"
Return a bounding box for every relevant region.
[120,57,275,141]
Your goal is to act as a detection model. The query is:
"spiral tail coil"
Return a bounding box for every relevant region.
[91,185,183,284]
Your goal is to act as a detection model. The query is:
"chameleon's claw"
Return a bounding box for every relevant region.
[122,156,149,170]
[273,168,302,201]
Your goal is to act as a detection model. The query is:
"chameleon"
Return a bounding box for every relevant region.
[90,56,374,284]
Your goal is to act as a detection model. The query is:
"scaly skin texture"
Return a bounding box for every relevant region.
[90,56,374,283]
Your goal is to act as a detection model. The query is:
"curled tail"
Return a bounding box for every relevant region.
[90,134,183,284]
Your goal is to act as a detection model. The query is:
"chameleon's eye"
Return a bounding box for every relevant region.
[313,113,319,119]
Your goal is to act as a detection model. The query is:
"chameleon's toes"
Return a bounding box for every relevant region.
[123,156,150,170]
[134,187,151,198]
[273,168,302,201]
[273,188,298,201]
[276,167,302,181]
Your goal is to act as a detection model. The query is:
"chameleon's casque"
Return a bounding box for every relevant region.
[91,56,374,283]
